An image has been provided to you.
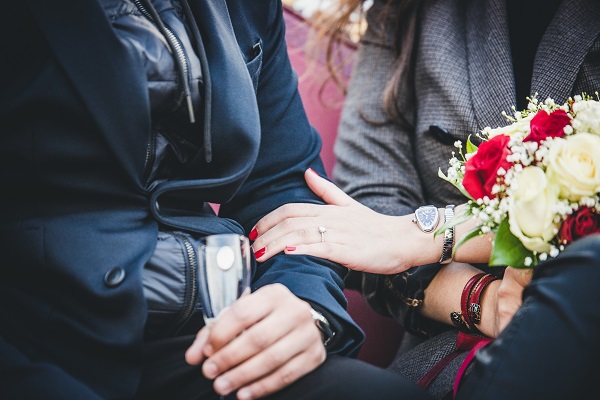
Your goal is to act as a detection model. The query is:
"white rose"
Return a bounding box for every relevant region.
[546,133,600,201]
[487,113,534,139]
[508,166,559,253]
[572,100,600,135]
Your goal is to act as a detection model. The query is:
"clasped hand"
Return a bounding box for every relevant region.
[185,284,326,400]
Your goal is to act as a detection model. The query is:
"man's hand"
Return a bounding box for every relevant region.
[185,284,326,400]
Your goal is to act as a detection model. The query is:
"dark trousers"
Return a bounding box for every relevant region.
[457,234,600,399]
[133,334,431,400]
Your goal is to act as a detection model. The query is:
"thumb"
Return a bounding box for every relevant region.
[305,168,354,207]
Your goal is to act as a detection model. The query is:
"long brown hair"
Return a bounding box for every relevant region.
[307,0,420,127]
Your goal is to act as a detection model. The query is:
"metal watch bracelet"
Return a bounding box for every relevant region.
[439,204,456,264]
[310,308,335,347]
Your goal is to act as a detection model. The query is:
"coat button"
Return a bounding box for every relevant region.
[104,267,126,287]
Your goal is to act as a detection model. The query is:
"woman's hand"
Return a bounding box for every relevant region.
[185,284,326,400]
[251,169,425,274]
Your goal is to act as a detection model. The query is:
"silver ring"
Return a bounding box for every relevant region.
[318,226,327,243]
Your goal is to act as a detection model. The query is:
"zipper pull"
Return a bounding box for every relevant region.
[186,94,196,124]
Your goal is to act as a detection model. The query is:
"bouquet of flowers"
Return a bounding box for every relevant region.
[439,93,600,268]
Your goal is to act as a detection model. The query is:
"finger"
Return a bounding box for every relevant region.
[206,284,293,353]
[185,326,211,365]
[505,266,533,288]
[201,303,301,380]
[213,317,323,398]
[251,203,322,242]
[253,220,325,261]
[305,168,355,207]
[284,242,352,268]
[234,346,326,400]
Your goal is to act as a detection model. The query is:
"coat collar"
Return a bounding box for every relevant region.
[465,0,600,128]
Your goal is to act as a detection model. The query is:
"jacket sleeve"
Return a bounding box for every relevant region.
[333,0,445,337]
[218,0,363,356]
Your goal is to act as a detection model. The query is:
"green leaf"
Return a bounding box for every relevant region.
[489,219,534,268]
[466,135,479,154]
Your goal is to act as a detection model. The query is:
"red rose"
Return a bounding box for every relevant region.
[559,207,600,246]
[524,109,571,143]
[462,134,512,200]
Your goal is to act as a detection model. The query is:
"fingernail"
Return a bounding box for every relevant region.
[214,377,232,395]
[285,246,296,251]
[238,388,253,400]
[307,167,318,175]
[249,228,258,241]
[203,361,218,379]
[254,247,266,259]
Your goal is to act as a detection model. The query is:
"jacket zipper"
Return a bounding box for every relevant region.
[132,0,195,123]
[142,128,158,187]
[169,231,199,334]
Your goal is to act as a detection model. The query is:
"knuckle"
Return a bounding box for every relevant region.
[262,349,284,368]
[269,282,290,298]
[229,302,251,324]
[296,301,312,320]
[283,218,295,230]
[280,204,295,218]
[278,366,298,387]
[322,242,334,254]
[246,328,270,350]
[253,236,266,249]
[296,227,309,238]
[214,349,237,368]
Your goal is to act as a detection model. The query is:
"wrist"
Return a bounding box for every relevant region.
[477,279,501,337]
[450,272,500,336]
[438,205,456,264]
[400,211,446,268]
[309,308,335,347]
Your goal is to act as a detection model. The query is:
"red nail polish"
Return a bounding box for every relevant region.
[249,228,258,241]
[285,246,296,251]
[254,247,266,259]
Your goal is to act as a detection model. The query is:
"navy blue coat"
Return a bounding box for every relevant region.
[0,1,363,398]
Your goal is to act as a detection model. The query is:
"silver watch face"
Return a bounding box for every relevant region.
[414,206,439,233]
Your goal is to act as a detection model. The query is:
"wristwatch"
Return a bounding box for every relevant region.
[309,308,335,347]
[412,205,440,233]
